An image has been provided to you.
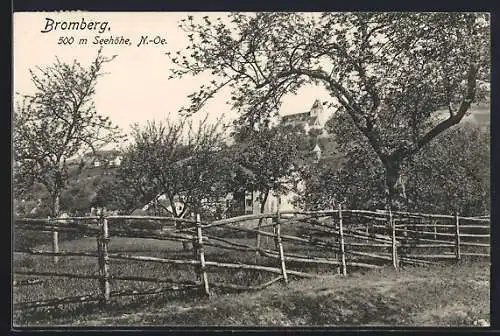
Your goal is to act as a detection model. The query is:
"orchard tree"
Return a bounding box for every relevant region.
[93,179,139,214]
[111,117,230,219]
[302,108,391,210]
[228,123,311,252]
[303,113,490,215]
[14,49,123,218]
[169,12,490,209]
[405,123,490,216]
[229,123,312,214]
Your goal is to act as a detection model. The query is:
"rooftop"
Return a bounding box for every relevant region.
[281,99,325,127]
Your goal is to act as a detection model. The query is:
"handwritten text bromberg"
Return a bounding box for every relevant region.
[41,18,110,34]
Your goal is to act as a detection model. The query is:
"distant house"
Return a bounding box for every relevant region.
[229,188,300,217]
[108,155,123,167]
[81,150,123,169]
[114,155,123,166]
[281,98,334,162]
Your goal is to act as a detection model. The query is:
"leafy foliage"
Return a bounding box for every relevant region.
[301,110,386,210]
[229,123,312,208]
[14,49,123,216]
[170,12,490,207]
[92,178,136,214]
[103,117,230,217]
[405,123,490,216]
[302,113,489,215]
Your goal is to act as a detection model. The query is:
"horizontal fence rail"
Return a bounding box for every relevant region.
[13,209,490,311]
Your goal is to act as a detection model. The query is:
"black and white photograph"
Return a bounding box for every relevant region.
[12,11,490,328]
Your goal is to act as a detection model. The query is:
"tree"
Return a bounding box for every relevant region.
[110,117,230,219]
[59,172,117,215]
[301,108,388,210]
[93,179,138,214]
[230,123,311,214]
[170,12,490,209]
[14,182,52,217]
[14,49,122,218]
[227,123,311,252]
[405,122,490,216]
[302,114,490,215]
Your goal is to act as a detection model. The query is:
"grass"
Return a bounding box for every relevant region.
[13,217,490,327]
[14,261,489,327]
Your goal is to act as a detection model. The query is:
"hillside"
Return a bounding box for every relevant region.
[16,151,122,217]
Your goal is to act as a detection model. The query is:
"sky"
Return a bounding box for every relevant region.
[13,12,333,146]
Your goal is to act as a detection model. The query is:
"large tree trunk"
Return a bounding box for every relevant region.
[382,160,402,212]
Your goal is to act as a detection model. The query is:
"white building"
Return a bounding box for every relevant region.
[281,99,330,135]
[108,155,123,167]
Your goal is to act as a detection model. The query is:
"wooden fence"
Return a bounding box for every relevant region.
[13,207,490,311]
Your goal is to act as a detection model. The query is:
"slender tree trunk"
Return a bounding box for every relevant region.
[52,191,61,217]
[52,190,61,264]
[181,214,192,251]
[181,210,194,251]
[255,191,269,260]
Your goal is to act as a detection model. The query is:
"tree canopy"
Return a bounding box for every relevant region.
[104,117,230,217]
[228,123,312,212]
[14,49,123,216]
[302,113,490,215]
[170,12,490,208]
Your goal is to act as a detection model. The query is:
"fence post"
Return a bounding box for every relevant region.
[97,214,110,304]
[275,196,288,284]
[196,214,210,297]
[50,216,59,264]
[390,209,399,270]
[338,204,347,276]
[455,212,461,262]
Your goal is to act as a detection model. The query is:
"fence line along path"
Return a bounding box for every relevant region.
[13,208,490,311]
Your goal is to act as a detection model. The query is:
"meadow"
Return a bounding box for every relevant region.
[14,247,490,327]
